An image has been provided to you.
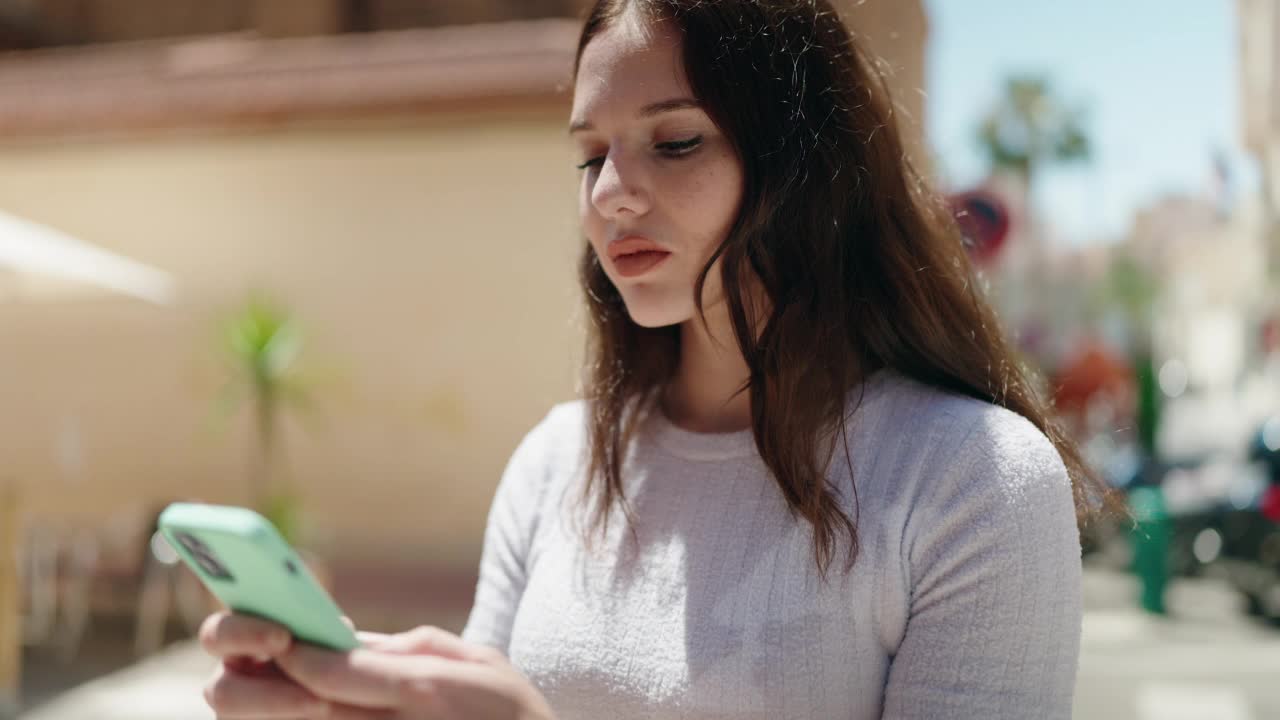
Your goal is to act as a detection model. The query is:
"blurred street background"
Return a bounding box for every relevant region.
[0,1,1277,719]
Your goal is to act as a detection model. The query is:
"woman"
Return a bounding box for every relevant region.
[199,1,1113,718]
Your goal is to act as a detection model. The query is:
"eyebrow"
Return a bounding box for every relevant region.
[568,97,702,135]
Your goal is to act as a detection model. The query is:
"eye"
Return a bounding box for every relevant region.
[574,136,705,171]
[656,136,703,157]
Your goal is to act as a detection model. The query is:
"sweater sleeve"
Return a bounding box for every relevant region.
[460,409,558,654]
[881,410,1083,720]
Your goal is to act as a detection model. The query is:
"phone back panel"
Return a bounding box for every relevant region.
[158,502,359,651]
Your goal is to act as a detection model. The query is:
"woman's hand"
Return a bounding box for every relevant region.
[199,612,554,719]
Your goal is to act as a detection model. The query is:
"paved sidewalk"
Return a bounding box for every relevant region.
[1073,566,1280,719]
[20,642,214,720]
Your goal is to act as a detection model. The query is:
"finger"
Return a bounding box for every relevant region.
[200,612,292,661]
[366,625,498,663]
[356,630,394,647]
[275,644,451,709]
[339,616,395,651]
[341,616,399,652]
[204,660,329,719]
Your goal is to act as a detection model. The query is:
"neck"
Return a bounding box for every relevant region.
[662,302,753,434]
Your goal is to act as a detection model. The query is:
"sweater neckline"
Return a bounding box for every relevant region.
[646,408,758,461]
[644,367,892,462]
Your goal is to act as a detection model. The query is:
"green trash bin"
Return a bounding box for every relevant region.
[1129,484,1170,615]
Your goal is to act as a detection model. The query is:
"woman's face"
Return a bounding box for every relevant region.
[570,11,745,328]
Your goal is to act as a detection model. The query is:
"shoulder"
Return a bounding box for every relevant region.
[853,369,1073,524]
[859,368,1066,478]
[542,399,589,436]
[485,400,589,536]
[516,399,588,461]
[858,372,1081,583]
[499,399,589,490]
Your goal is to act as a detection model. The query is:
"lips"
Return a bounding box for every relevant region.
[607,236,667,260]
[607,236,672,278]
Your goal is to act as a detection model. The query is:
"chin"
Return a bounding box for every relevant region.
[621,297,691,329]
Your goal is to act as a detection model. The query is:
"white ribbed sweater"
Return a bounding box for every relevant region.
[462,369,1082,719]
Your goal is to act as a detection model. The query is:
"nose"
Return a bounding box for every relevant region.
[589,150,652,219]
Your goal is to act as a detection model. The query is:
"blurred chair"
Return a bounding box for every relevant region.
[19,526,57,649]
[50,530,98,663]
[18,524,100,663]
[18,504,213,661]
[133,527,216,657]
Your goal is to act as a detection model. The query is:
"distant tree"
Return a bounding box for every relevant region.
[977,75,1090,200]
[212,294,317,543]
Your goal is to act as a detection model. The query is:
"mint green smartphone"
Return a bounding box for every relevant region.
[158,502,359,652]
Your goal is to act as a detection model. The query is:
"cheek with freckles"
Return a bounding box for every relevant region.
[578,142,743,328]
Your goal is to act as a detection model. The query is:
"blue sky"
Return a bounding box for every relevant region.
[925,0,1247,243]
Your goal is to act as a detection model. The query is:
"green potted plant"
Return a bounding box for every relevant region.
[211,293,320,558]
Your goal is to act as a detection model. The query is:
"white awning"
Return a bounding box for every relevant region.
[0,210,176,305]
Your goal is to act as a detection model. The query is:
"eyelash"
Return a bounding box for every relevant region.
[575,136,704,170]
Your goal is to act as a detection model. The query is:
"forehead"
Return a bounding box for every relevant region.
[571,12,690,119]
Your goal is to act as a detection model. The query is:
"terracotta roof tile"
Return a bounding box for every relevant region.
[0,18,580,139]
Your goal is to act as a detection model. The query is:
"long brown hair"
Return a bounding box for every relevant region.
[574,0,1120,576]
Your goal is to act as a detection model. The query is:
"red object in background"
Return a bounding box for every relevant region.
[949,190,1010,264]
[1052,342,1136,418]
[1262,315,1279,355]
[1262,486,1280,524]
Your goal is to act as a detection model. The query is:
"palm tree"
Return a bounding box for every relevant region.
[977,74,1090,198]
[974,75,1092,366]
[213,294,316,543]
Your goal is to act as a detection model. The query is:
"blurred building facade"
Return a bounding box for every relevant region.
[0,0,928,625]
[1240,0,1280,285]
[1131,192,1271,459]
[1229,0,1280,449]
[0,0,588,46]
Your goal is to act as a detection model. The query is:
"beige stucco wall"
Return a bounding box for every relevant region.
[0,0,929,577]
[0,111,583,569]
[841,0,929,170]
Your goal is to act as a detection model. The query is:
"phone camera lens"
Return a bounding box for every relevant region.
[174,531,235,582]
[284,559,298,575]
